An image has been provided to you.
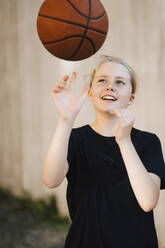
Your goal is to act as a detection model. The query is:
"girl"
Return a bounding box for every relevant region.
[43,55,165,248]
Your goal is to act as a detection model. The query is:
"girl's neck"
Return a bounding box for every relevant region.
[90,117,118,137]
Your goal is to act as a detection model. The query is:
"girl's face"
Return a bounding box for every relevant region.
[88,62,135,113]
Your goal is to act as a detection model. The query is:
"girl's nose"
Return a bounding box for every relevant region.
[106,83,116,91]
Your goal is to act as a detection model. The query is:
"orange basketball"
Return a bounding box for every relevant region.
[36,0,109,61]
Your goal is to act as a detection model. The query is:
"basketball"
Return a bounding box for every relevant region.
[36,0,109,61]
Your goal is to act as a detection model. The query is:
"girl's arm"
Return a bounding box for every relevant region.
[118,138,160,212]
[110,108,160,212]
[43,71,89,188]
[42,118,74,188]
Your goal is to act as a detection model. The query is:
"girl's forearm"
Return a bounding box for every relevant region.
[117,138,159,212]
[42,118,75,188]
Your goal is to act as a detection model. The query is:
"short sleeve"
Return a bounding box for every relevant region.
[141,133,165,190]
[66,129,76,182]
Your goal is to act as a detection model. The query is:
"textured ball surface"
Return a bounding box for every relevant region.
[37,0,109,61]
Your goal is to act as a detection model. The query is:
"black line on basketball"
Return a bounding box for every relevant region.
[67,0,91,60]
[38,14,107,35]
[67,0,105,20]
[43,35,96,53]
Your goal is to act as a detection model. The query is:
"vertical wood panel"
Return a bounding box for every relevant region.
[0,0,22,196]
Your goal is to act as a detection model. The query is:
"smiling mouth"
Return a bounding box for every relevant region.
[101,95,118,101]
[102,99,116,102]
[101,98,117,102]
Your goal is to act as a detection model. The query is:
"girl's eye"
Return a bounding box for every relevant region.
[98,79,125,85]
[98,79,106,83]
[116,80,125,85]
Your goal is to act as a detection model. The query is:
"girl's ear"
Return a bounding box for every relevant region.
[128,94,135,105]
[88,88,92,100]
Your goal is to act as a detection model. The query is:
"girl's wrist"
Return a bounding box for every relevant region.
[116,136,132,146]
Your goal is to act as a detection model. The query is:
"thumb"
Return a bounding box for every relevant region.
[81,87,90,97]
[78,87,90,104]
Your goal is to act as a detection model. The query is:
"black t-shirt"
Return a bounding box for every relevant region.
[64,124,165,248]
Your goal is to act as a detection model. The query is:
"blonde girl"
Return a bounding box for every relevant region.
[42,55,165,248]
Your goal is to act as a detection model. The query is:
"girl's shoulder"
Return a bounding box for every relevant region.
[69,125,89,145]
[131,126,161,148]
[70,125,86,137]
[132,126,159,138]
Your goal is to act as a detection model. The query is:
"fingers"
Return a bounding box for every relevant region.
[110,109,123,125]
[79,87,90,98]
[50,71,77,95]
[111,108,135,124]
[50,71,76,94]
[50,75,69,94]
[58,75,69,88]
[68,72,76,89]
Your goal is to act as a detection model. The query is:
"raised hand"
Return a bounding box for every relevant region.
[110,107,135,143]
[50,72,90,121]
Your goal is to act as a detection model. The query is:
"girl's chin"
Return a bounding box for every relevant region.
[94,103,120,113]
[100,108,117,114]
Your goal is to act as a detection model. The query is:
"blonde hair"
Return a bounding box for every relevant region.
[89,55,137,94]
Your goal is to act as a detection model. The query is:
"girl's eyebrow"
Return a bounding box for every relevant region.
[96,75,128,80]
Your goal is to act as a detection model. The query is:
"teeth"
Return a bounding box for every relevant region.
[102,96,116,101]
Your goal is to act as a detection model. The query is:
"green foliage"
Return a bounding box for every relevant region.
[0,186,70,231]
